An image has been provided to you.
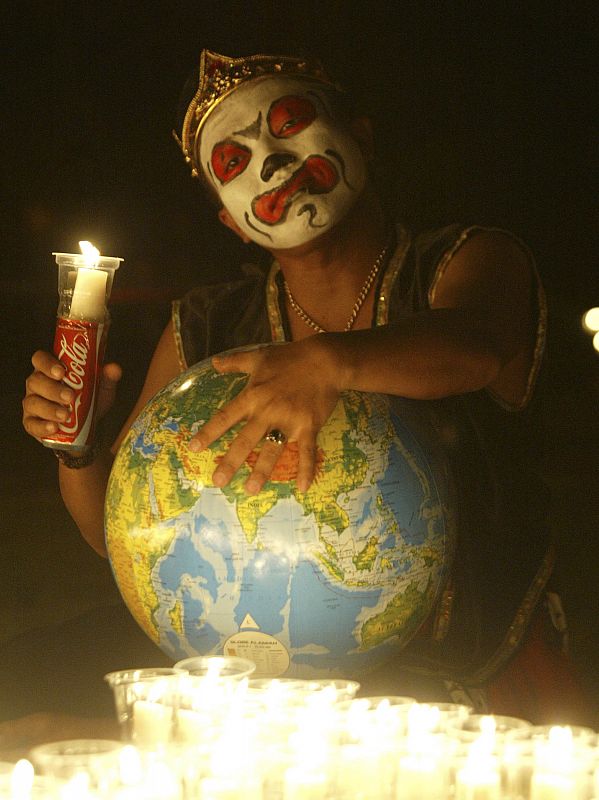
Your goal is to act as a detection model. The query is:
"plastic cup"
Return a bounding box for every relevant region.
[173,655,256,680]
[104,667,187,747]
[29,739,123,795]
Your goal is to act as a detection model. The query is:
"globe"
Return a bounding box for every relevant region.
[105,350,456,679]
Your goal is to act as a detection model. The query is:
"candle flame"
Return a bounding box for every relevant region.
[10,759,34,796]
[582,307,599,333]
[119,745,143,786]
[79,240,100,267]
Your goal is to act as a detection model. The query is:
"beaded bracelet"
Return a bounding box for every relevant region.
[52,443,100,469]
[51,423,105,469]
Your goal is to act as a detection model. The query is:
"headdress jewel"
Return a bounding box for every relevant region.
[173,49,336,178]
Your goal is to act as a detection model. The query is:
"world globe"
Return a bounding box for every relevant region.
[105,350,456,679]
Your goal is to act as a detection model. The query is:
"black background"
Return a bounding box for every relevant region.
[2,1,598,718]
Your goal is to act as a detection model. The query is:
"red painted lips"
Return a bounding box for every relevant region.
[252,156,338,225]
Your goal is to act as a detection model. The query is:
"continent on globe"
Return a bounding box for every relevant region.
[105,349,456,679]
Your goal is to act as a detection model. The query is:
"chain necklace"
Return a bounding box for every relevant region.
[283,241,390,334]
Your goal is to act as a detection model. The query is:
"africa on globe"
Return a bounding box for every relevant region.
[105,349,455,679]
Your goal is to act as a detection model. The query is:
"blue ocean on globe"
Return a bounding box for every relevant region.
[105,352,455,679]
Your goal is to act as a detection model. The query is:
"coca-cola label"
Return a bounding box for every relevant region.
[42,317,104,450]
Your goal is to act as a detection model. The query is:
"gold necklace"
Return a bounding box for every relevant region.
[283,242,390,334]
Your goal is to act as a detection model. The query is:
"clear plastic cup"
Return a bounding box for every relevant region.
[173,655,255,680]
[29,739,124,795]
[104,667,187,747]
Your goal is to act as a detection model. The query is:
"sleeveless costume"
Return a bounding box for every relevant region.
[172,224,584,720]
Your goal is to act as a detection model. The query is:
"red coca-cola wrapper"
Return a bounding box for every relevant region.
[42,317,107,451]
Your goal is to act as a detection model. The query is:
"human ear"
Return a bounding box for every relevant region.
[217,207,252,244]
[349,117,375,162]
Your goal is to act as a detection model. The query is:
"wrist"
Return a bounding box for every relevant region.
[314,332,354,392]
[51,423,106,470]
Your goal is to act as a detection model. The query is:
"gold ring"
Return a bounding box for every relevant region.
[265,429,287,446]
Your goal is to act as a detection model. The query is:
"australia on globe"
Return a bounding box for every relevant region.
[105,349,456,679]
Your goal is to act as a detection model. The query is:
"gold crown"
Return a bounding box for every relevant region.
[174,49,337,178]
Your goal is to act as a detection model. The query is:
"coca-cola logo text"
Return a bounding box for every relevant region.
[57,332,89,391]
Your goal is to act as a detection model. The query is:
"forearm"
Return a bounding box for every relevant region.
[58,448,114,557]
[322,308,503,400]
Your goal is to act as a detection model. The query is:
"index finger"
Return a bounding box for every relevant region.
[188,394,246,452]
[31,350,64,379]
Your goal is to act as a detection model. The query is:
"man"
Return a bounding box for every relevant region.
[21,49,584,723]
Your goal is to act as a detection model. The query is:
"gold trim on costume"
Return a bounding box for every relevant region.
[467,544,556,685]
[171,299,189,372]
[427,226,547,412]
[266,225,411,341]
[266,262,286,342]
[376,225,410,325]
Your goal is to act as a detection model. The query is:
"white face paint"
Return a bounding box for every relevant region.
[198,77,368,249]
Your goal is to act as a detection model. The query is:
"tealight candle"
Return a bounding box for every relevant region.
[133,700,172,747]
[530,726,577,800]
[454,716,500,800]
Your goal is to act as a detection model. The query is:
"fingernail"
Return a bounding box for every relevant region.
[51,366,64,378]
[56,409,68,421]
[246,479,260,494]
[45,422,57,433]
[213,472,226,487]
[189,439,202,453]
[60,389,73,403]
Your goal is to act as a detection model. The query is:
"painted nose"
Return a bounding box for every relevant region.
[260,153,296,182]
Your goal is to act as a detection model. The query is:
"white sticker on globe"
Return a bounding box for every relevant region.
[223,630,290,677]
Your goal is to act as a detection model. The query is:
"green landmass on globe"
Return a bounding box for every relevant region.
[105,351,455,678]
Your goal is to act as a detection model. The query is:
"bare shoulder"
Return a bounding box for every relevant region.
[431,229,533,313]
[432,228,539,405]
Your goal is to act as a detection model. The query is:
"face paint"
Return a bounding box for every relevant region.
[199,77,367,248]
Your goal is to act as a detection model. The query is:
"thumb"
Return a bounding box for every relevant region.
[96,362,122,419]
[212,351,255,374]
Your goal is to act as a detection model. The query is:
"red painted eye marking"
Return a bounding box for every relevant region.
[211,141,251,184]
[268,95,317,139]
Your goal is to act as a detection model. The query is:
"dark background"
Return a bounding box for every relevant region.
[2,2,598,718]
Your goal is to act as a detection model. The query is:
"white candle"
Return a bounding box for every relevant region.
[455,763,500,800]
[175,708,206,744]
[283,767,328,800]
[396,703,445,800]
[455,716,500,800]
[58,771,98,800]
[133,700,172,747]
[530,726,577,800]
[396,753,445,800]
[69,267,107,321]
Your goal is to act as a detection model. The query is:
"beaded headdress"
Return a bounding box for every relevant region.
[174,49,338,178]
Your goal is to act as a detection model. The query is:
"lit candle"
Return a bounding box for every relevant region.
[10,759,34,799]
[69,267,107,321]
[67,241,108,322]
[530,727,576,800]
[133,700,172,748]
[455,717,500,800]
[58,771,98,800]
[283,766,328,800]
[396,704,445,800]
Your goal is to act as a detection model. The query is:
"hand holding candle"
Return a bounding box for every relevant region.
[41,241,123,453]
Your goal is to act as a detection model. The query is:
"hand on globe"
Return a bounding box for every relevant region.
[188,338,341,493]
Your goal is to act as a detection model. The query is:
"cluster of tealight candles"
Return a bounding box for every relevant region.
[1,656,598,799]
